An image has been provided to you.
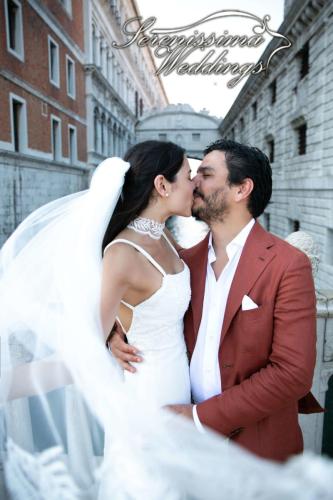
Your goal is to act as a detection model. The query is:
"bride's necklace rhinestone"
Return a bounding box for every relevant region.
[127,217,165,240]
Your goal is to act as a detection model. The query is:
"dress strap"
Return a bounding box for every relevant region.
[104,239,166,277]
[115,315,128,334]
[162,231,179,257]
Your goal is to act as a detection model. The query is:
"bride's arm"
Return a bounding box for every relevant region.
[2,356,73,401]
[100,243,133,342]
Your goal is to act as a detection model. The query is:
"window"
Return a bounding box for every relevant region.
[240,117,244,131]
[51,116,61,160]
[158,134,167,141]
[48,36,60,87]
[293,220,300,232]
[298,42,309,80]
[101,113,107,155]
[10,95,26,152]
[230,128,235,140]
[267,138,275,163]
[135,91,139,118]
[192,133,200,141]
[68,125,77,164]
[269,80,276,104]
[252,101,257,121]
[296,123,307,155]
[59,0,72,16]
[92,24,97,64]
[288,219,300,233]
[139,98,143,117]
[5,0,24,61]
[66,55,75,99]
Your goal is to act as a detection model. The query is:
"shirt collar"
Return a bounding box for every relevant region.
[208,219,256,264]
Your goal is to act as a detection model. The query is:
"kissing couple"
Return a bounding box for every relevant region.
[104,138,322,461]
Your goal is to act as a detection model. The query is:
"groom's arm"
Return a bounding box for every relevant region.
[196,251,317,436]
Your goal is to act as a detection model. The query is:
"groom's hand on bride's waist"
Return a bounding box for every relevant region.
[108,328,143,373]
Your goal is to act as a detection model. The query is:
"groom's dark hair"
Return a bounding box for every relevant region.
[203,139,272,218]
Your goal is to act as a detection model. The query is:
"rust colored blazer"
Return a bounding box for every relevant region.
[180,221,323,462]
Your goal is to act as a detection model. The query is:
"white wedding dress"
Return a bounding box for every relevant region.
[104,232,192,409]
[99,233,192,499]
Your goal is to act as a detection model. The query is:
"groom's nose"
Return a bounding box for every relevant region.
[192,174,199,186]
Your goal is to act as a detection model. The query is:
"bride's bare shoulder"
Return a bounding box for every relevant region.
[102,241,141,288]
[103,227,145,267]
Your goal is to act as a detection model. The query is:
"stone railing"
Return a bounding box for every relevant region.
[285,231,333,454]
[300,291,333,453]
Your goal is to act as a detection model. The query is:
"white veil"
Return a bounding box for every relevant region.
[1,157,333,500]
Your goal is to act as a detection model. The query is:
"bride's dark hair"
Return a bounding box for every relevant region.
[101,140,185,254]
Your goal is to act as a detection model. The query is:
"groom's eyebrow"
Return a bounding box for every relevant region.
[197,166,215,173]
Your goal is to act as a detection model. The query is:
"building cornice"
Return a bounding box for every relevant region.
[139,110,220,125]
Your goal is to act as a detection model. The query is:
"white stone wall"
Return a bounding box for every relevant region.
[0,153,88,247]
[220,0,333,290]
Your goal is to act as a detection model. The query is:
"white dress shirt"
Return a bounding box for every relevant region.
[190,219,256,432]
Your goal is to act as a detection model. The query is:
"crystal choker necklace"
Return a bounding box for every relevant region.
[127,217,165,240]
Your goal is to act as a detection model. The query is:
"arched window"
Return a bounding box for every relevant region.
[99,36,104,70]
[113,123,117,156]
[135,91,139,118]
[93,107,99,152]
[101,113,106,155]
[92,24,97,65]
[107,118,113,155]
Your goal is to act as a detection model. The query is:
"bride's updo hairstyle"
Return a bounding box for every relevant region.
[102,140,185,254]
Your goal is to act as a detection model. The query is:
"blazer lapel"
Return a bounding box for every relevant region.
[180,232,210,342]
[220,222,276,346]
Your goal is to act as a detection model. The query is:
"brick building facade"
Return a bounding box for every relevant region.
[0,0,169,245]
[0,0,88,246]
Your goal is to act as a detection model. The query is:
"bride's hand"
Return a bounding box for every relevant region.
[108,331,143,373]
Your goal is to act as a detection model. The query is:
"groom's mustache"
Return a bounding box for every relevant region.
[193,189,204,199]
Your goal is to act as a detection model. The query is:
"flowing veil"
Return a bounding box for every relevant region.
[0,157,333,500]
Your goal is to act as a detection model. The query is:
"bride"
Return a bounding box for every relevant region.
[100,140,193,411]
[1,140,333,500]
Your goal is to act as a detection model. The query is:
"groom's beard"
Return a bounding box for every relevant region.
[192,188,230,223]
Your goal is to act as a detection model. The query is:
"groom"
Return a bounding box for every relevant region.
[110,139,322,461]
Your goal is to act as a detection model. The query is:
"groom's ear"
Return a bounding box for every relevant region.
[234,178,254,203]
[153,174,169,198]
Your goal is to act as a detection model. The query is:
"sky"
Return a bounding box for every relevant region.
[134,0,285,118]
